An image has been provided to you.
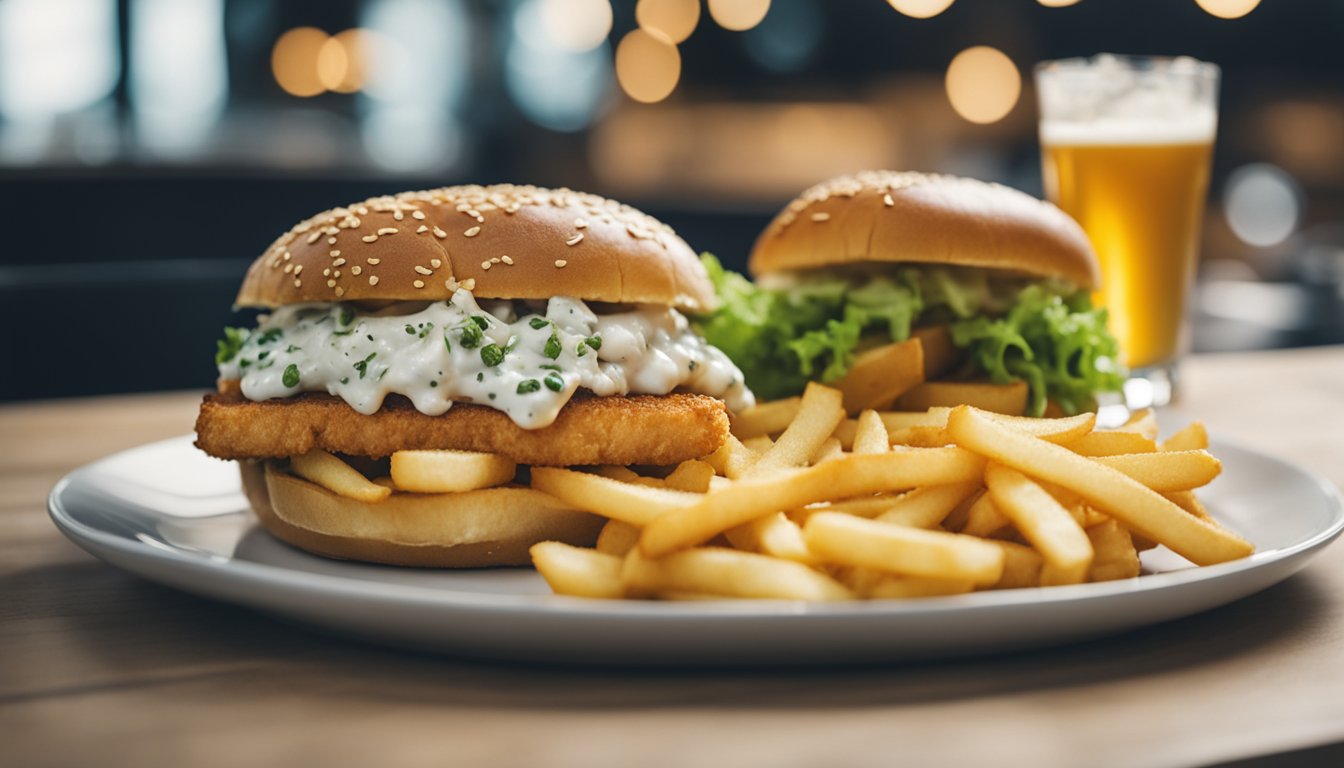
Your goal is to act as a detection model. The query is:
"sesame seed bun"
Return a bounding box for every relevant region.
[237,184,715,312]
[748,171,1100,289]
[241,461,603,568]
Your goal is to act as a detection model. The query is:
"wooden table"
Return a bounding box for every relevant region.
[4,347,1344,768]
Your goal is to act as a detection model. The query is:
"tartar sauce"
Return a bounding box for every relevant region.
[219,291,755,429]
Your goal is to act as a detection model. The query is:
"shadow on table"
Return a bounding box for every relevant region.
[1,557,1331,712]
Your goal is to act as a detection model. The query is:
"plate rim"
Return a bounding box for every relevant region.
[48,435,1344,621]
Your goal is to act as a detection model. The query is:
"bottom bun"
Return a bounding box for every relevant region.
[240,461,603,567]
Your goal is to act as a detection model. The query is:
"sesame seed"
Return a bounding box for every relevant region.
[883,193,895,207]
[335,286,345,297]
[283,251,292,261]
[369,275,379,286]
[574,218,588,229]
[416,225,429,234]
[413,280,425,289]
[501,255,514,265]
[490,257,500,264]
[330,250,340,257]
[294,265,303,275]
[566,233,584,246]
[367,258,380,265]
[294,279,302,288]
[811,212,831,222]
[306,231,322,244]
[327,279,337,288]
[481,261,492,270]
[415,265,433,275]
[393,211,404,221]
[333,270,341,278]
[333,258,347,267]
[352,266,362,276]
[362,235,378,243]
[327,237,337,245]
[284,263,294,274]
[322,268,331,277]
[430,258,442,268]
[377,227,398,235]
[412,210,426,220]
[433,227,447,239]
[554,259,567,268]
[464,226,481,237]
[461,278,476,290]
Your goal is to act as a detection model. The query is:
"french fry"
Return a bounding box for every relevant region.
[531,542,624,599]
[990,540,1044,589]
[704,434,757,480]
[841,567,975,599]
[1092,450,1221,492]
[875,482,980,529]
[621,547,853,600]
[663,460,716,493]
[742,435,775,454]
[389,449,517,493]
[832,338,925,413]
[832,410,949,448]
[1162,421,1209,452]
[730,397,801,440]
[803,512,1005,585]
[799,493,909,521]
[974,410,1097,443]
[911,325,960,380]
[852,409,891,454]
[895,380,1029,416]
[1116,408,1160,440]
[639,447,986,557]
[531,467,698,526]
[960,493,1011,538]
[591,465,662,487]
[1086,519,1141,582]
[809,437,845,464]
[1164,490,1220,525]
[290,449,391,503]
[985,463,1093,585]
[1066,430,1159,457]
[946,406,1253,566]
[725,512,816,564]
[751,382,846,475]
[595,519,641,556]
[888,426,954,447]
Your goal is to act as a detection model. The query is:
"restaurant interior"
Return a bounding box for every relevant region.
[2,0,1341,400]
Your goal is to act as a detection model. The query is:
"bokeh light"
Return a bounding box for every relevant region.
[708,0,772,32]
[615,28,680,103]
[1224,164,1301,247]
[1194,0,1261,19]
[944,46,1020,124]
[326,29,371,93]
[886,0,956,19]
[508,0,613,131]
[636,0,700,44]
[540,0,613,52]
[271,27,329,97]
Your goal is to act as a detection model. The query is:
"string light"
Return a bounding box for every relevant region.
[1194,0,1261,19]
[708,0,771,32]
[886,0,955,19]
[637,0,700,44]
[945,46,1020,124]
[615,28,680,103]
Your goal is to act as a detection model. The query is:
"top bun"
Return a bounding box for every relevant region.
[749,171,1100,289]
[237,184,715,312]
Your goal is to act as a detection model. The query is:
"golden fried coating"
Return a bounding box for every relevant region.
[195,391,729,466]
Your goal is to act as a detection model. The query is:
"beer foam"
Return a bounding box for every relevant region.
[1040,112,1217,146]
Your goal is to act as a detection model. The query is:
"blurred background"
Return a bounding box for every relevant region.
[1,0,1340,400]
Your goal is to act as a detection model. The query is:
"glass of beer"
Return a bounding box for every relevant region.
[1036,55,1218,408]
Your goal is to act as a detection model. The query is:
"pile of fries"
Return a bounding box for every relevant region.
[529,383,1254,601]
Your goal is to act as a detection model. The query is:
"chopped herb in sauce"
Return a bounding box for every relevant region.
[282,364,300,388]
[354,352,377,379]
[470,315,490,330]
[516,378,541,394]
[543,331,562,360]
[543,372,564,392]
[256,328,283,345]
[339,307,355,326]
[459,323,483,349]
[480,343,505,367]
[539,364,562,371]
[529,317,550,329]
[584,334,602,351]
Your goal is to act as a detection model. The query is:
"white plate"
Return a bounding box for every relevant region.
[49,436,1344,666]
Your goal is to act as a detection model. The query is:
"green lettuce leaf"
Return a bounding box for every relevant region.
[694,254,1123,414]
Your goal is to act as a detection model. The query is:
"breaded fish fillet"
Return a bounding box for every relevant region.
[195,390,729,466]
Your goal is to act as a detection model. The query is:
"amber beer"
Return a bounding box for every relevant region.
[1036,56,1218,405]
[1042,135,1214,368]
